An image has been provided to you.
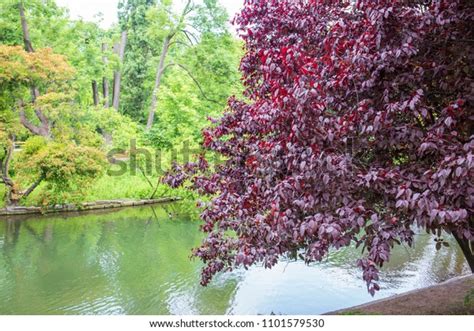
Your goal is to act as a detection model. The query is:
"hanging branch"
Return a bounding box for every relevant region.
[137,165,155,189]
[169,63,222,105]
[168,40,192,49]
[146,59,223,130]
[181,29,199,45]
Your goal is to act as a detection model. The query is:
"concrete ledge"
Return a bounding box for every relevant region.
[0,197,182,217]
[327,274,474,315]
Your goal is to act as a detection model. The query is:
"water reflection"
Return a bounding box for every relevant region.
[0,204,469,315]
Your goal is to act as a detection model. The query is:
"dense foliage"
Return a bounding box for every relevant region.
[0,0,243,208]
[118,0,156,120]
[164,0,474,294]
[0,43,106,206]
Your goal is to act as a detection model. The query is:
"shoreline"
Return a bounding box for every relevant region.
[0,197,182,218]
[327,274,474,315]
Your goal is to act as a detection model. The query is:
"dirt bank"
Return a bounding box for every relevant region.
[328,274,474,315]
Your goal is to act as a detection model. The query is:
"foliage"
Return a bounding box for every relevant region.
[0,45,106,206]
[0,0,243,208]
[0,44,75,138]
[164,0,474,294]
[0,45,74,87]
[118,0,157,120]
[150,64,241,149]
[26,143,106,205]
[21,135,47,156]
[74,106,141,150]
[146,26,243,149]
[190,0,229,35]
[0,0,116,106]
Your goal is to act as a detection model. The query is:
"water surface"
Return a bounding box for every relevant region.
[0,204,468,314]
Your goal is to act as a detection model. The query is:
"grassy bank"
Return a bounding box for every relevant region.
[0,171,193,209]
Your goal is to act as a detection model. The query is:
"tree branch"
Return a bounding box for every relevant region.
[150,177,163,199]
[168,40,192,49]
[137,165,154,189]
[155,62,223,105]
[21,174,44,199]
[18,102,49,137]
[181,29,198,45]
[170,63,223,105]
[182,0,194,17]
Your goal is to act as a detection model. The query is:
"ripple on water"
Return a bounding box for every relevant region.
[0,205,469,315]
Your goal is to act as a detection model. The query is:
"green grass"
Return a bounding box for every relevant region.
[85,173,161,201]
[0,171,190,209]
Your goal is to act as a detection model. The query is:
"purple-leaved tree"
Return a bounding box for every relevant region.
[164,0,474,295]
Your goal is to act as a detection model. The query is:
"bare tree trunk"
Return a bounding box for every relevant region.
[146,35,172,130]
[112,31,127,111]
[101,43,110,108]
[92,80,99,106]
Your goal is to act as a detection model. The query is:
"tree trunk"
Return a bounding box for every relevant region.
[92,80,99,106]
[101,43,110,108]
[103,77,110,108]
[112,71,121,110]
[1,135,44,208]
[19,2,34,53]
[453,232,474,273]
[146,35,172,130]
[18,2,50,138]
[112,31,127,111]
[1,136,18,208]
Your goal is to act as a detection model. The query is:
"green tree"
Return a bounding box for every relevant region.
[118,0,157,121]
[145,32,242,149]
[0,45,106,207]
[0,0,117,108]
[144,0,240,130]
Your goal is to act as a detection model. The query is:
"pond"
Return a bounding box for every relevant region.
[0,203,469,315]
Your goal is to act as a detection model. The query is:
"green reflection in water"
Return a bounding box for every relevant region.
[0,204,469,315]
[0,205,237,315]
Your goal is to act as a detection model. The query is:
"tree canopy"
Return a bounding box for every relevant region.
[0,0,243,208]
[164,0,474,294]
